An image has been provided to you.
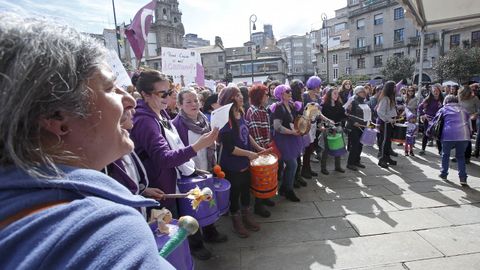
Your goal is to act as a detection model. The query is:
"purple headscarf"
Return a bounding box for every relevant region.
[306,76,322,90]
[270,84,302,112]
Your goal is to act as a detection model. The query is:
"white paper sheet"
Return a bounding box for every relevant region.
[210,103,233,129]
[358,104,372,122]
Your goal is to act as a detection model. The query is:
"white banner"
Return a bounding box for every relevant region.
[106,49,131,91]
[161,47,201,85]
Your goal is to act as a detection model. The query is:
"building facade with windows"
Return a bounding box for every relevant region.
[347,0,440,83]
[192,37,226,81]
[277,35,315,81]
[183,33,210,49]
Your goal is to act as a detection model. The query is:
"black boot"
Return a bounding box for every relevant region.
[254,203,271,218]
[285,190,300,202]
[203,224,228,243]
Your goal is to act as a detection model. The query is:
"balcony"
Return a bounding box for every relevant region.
[409,33,439,46]
[374,44,383,50]
[349,0,396,18]
[393,40,405,47]
[351,45,370,56]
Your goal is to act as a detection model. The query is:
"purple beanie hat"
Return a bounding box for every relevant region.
[273,84,291,101]
[217,86,239,106]
[306,76,322,90]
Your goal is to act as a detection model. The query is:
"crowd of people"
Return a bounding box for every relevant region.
[1,13,479,269]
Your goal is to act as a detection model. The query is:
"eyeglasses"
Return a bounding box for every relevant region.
[152,89,174,98]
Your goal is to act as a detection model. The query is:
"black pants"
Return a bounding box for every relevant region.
[347,128,363,165]
[421,121,442,153]
[378,122,393,162]
[224,169,251,214]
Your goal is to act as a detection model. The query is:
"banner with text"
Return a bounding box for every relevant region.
[161,47,202,85]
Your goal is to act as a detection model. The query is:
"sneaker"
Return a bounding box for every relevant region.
[301,171,312,179]
[460,179,468,187]
[410,151,415,157]
[296,177,307,187]
[419,150,426,155]
[254,204,271,218]
[354,163,366,168]
[262,198,276,207]
[321,168,330,175]
[378,161,389,169]
[285,190,300,202]
[387,159,397,166]
[405,152,409,156]
[334,167,345,173]
[451,158,457,163]
[346,164,358,171]
[390,151,398,157]
[191,246,212,260]
[439,174,447,180]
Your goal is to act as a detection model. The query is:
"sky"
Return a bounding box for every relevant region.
[0,0,347,47]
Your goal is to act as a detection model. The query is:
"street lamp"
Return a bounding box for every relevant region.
[249,14,257,84]
[321,13,328,83]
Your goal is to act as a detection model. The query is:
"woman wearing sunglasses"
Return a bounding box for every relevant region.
[130,70,218,215]
[270,85,305,202]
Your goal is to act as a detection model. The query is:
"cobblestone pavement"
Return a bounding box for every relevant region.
[195,142,480,270]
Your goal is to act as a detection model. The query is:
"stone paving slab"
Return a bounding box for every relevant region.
[346,208,452,236]
[346,263,406,270]
[317,185,396,201]
[256,201,323,222]
[417,224,480,256]
[314,197,399,217]
[195,248,241,270]
[239,231,442,270]
[382,180,460,195]
[431,203,480,225]
[405,253,480,270]
[383,189,480,210]
[209,217,357,251]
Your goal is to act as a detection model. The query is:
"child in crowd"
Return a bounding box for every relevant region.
[405,110,418,156]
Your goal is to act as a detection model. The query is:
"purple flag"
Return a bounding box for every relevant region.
[196,63,205,87]
[125,1,157,60]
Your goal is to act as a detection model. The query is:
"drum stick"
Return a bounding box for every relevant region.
[161,193,190,199]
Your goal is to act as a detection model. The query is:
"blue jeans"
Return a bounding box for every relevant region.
[280,158,297,191]
[441,140,469,180]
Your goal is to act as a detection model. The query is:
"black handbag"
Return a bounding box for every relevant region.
[431,113,444,140]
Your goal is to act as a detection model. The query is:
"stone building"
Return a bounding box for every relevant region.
[192,37,226,81]
[277,35,315,81]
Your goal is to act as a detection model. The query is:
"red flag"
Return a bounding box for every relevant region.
[125,1,157,60]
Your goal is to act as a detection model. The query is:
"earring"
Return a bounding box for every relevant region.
[59,125,70,135]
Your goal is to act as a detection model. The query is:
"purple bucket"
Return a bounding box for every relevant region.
[328,147,347,157]
[360,128,378,146]
[150,220,194,270]
[213,178,230,215]
[177,175,219,227]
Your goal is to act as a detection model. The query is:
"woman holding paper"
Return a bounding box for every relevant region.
[217,86,264,238]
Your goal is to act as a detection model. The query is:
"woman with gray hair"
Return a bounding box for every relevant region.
[0,14,173,268]
[428,95,472,186]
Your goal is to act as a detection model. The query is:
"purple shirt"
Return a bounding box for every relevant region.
[219,117,251,172]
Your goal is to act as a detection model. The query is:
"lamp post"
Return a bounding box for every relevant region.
[321,13,328,83]
[249,14,257,85]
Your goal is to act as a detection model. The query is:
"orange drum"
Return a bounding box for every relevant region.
[250,154,278,199]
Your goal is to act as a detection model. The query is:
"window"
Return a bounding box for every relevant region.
[294,59,304,65]
[218,55,224,62]
[357,37,366,48]
[374,55,383,67]
[394,7,404,20]
[345,52,350,60]
[450,34,460,49]
[357,57,365,69]
[321,57,326,63]
[218,68,224,75]
[472,31,480,47]
[357,19,365,29]
[333,68,339,80]
[394,28,404,42]
[293,51,304,56]
[334,23,346,32]
[394,52,404,58]
[166,33,171,42]
[350,0,359,5]
[230,65,241,76]
[374,14,383,25]
[332,54,338,64]
[416,48,428,62]
[374,33,384,46]
[345,67,351,75]
[293,42,303,47]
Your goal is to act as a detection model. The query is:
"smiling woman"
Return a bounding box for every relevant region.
[0,13,174,269]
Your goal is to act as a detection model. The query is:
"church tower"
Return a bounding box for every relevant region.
[152,0,185,49]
